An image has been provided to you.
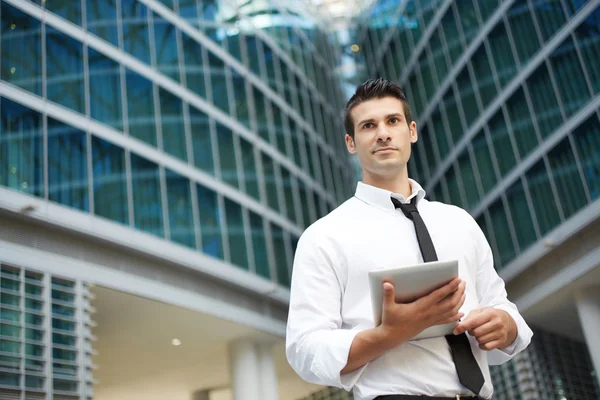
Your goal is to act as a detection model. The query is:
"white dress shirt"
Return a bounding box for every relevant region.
[286,180,533,400]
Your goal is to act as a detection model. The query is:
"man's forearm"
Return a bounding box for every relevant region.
[340,326,412,374]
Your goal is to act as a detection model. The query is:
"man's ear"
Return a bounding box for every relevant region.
[345,134,356,154]
[409,121,418,143]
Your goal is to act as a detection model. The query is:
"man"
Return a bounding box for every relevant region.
[286,78,532,400]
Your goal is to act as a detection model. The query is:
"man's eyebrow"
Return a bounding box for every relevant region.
[356,118,375,127]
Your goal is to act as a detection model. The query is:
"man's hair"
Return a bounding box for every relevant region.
[344,77,413,138]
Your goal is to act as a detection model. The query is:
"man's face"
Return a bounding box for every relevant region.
[345,96,418,180]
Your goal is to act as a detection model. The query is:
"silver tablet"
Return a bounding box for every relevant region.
[368,259,459,340]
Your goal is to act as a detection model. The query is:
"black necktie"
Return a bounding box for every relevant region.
[392,196,485,396]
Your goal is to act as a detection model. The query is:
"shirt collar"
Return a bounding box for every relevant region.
[354,179,427,214]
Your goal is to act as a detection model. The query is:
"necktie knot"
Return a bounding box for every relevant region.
[391,197,418,219]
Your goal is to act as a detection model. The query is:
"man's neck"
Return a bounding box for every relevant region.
[362,171,412,198]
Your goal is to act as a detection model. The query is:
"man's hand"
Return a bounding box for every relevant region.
[453,307,517,351]
[378,278,466,348]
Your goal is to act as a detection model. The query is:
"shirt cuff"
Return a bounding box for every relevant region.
[314,328,368,391]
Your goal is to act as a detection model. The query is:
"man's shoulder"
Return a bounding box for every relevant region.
[301,197,361,236]
[422,198,476,223]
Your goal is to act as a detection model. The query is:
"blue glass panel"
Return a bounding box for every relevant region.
[46,27,85,114]
[197,184,223,259]
[158,88,186,160]
[271,223,290,287]
[506,179,537,252]
[91,136,129,224]
[178,0,199,23]
[88,48,123,130]
[571,115,600,200]
[166,170,195,248]
[239,137,259,201]
[262,154,280,212]
[125,70,157,146]
[488,198,515,267]
[181,34,206,98]
[189,106,214,175]
[1,3,42,95]
[225,199,248,270]
[131,154,164,237]
[249,212,270,279]
[47,118,88,211]
[0,98,43,197]
[525,161,561,235]
[216,122,239,189]
[44,0,81,25]
[121,0,151,64]
[86,0,118,45]
[153,14,180,82]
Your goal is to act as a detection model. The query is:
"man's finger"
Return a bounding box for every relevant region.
[479,339,502,351]
[382,282,395,308]
[474,331,500,346]
[469,318,502,338]
[453,309,491,335]
[429,278,462,304]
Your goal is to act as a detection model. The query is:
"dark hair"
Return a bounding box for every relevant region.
[344,77,412,138]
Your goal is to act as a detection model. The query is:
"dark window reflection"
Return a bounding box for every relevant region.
[571,115,600,200]
[525,161,562,236]
[270,223,290,287]
[224,199,248,270]
[197,184,223,259]
[47,118,89,211]
[239,137,259,201]
[46,27,85,114]
[153,14,180,82]
[131,154,164,237]
[88,49,123,130]
[158,88,186,160]
[0,98,43,197]
[249,211,270,279]
[125,70,157,146]
[44,0,81,26]
[86,0,118,46]
[506,179,538,252]
[488,198,515,268]
[1,3,42,95]
[216,122,239,189]
[189,107,214,176]
[121,0,151,64]
[166,169,195,248]
[181,34,206,98]
[91,136,129,224]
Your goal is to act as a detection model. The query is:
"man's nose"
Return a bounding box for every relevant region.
[375,124,391,141]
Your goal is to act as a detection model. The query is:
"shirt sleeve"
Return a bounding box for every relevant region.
[285,225,367,390]
[470,215,534,365]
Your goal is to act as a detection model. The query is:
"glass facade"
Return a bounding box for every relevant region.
[357,1,600,398]
[0,0,353,291]
[0,264,94,399]
[356,0,600,271]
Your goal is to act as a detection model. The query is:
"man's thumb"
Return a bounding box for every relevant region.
[383,282,395,306]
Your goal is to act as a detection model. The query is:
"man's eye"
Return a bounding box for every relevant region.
[389,118,399,124]
[363,123,373,129]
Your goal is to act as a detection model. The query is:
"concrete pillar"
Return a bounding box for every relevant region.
[575,286,600,386]
[257,343,279,400]
[229,339,279,400]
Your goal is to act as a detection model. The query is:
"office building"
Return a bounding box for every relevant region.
[355,0,600,399]
[0,0,353,399]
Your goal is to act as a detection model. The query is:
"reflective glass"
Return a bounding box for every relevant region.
[531,0,567,43]
[442,89,463,145]
[506,179,537,252]
[297,180,313,227]
[488,198,516,267]
[231,70,251,129]
[487,21,517,86]
[431,109,450,158]
[159,88,187,161]
[457,150,480,209]
[1,3,42,95]
[224,199,248,270]
[550,37,592,118]
[487,112,516,177]
[506,87,538,159]
[547,138,588,219]
[525,161,561,236]
[471,45,497,109]
[476,213,500,271]
[88,48,123,130]
[121,0,151,64]
[571,115,600,200]
[216,122,239,189]
[253,87,271,143]
[262,154,281,212]
[507,4,540,63]
[197,184,223,259]
[573,12,600,94]
[272,106,289,156]
[0,98,43,197]
[46,27,85,114]
[526,64,562,138]
[47,118,89,211]
[445,164,464,208]
[456,68,480,127]
[249,212,270,279]
[281,168,298,224]
[153,14,180,82]
[239,137,260,201]
[125,70,157,146]
[208,53,229,113]
[91,136,128,224]
[131,154,164,237]
[178,0,199,25]
[181,34,206,99]
[86,0,118,46]
[455,0,480,41]
[189,106,214,175]
[271,224,290,287]
[166,170,195,248]
[44,0,81,25]
[472,130,497,193]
